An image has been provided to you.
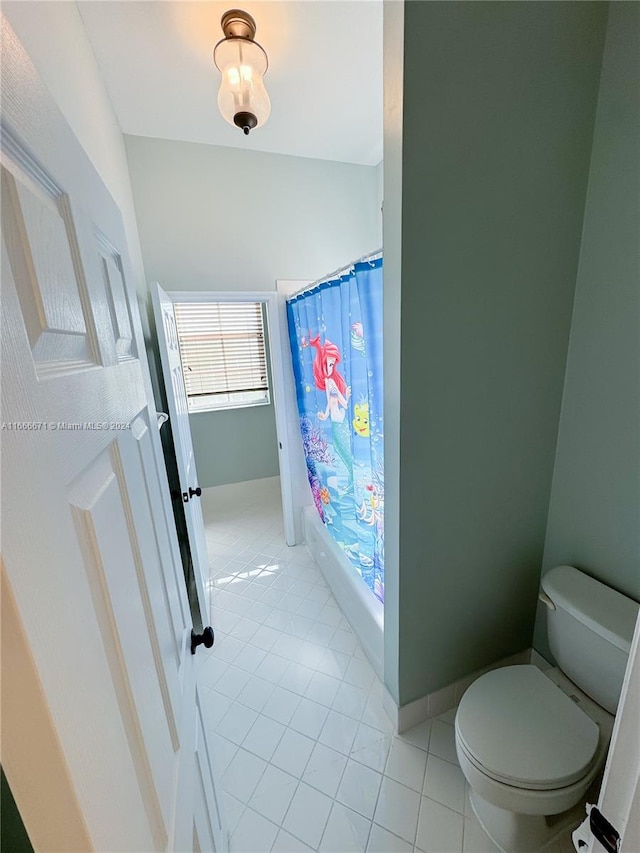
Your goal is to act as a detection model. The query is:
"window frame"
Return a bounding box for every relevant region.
[173,300,271,415]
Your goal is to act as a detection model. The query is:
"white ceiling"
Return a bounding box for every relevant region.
[77,1,383,166]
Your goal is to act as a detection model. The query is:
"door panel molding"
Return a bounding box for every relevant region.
[67,448,169,850]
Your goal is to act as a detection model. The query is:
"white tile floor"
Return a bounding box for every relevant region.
[200,478,573,853]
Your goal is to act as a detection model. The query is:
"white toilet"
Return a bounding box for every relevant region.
[455,565,639,853]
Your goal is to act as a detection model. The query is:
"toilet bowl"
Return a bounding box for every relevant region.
[455,665,612,852]
[454,566,639,853]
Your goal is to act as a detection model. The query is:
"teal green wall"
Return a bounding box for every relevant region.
[394,1,608,705]
[190,404,279,487]
[534,3,640,659]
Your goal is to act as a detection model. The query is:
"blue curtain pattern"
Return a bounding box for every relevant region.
[287,258,384,602]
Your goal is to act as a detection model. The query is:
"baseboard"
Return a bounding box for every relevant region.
[530,648,554,671]
[383,647,535,734]
[201,475,281,496]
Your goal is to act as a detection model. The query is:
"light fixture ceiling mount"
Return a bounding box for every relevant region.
[220,9,256,40]
[213,8,271,136]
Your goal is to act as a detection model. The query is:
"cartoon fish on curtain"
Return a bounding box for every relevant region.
[287,258,384,603]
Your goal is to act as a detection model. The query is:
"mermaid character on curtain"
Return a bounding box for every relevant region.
[309,335,353,489]
[287,255,384,603]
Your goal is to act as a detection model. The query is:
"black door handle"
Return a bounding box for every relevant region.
[189,486,202,498]
[191,626,214,655]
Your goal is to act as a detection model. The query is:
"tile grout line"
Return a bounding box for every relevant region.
[204,487,470,853]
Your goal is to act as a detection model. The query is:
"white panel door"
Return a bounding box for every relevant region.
[0,17,226,852]
[585,611,640,853]
[157,287,298,549]
[151,283,209,619]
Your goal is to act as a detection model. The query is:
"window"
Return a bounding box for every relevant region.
[173,301,270,413]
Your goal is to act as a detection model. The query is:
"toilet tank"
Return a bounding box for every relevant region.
[541,565,639,714]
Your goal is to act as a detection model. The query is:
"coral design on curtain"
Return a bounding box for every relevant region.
[287,258,384,602]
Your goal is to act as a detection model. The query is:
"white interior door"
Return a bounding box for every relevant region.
[582,610,640,853]
[151,283,209,620]
[160,288,299,548]
[0,17,226,852]
[276,280,313,544]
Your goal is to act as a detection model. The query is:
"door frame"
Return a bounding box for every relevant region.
[167,290,298,546]
[587,608,640,852]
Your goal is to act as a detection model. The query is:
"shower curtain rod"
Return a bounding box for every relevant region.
[286,247,382,302]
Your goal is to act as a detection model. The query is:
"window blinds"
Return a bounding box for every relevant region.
[173,302,270,413]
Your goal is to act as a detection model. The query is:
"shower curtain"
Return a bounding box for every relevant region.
[287,257,384,602]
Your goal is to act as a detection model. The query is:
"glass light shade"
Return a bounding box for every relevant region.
[214,37,271,132]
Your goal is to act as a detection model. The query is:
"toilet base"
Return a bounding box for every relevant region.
[469,789,584,853]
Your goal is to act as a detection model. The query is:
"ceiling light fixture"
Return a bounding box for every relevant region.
[213,9,271,136]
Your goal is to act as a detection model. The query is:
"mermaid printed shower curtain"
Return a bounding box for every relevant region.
[287,257,384,602]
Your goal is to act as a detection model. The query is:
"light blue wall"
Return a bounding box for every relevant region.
[393,1,608,705]
[125,136,380,294]
[126,136,380,487]
[534,2,640,658]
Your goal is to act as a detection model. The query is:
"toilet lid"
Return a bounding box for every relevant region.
[455,666,600,790]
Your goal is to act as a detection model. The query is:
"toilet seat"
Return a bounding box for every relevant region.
[455,665,600,791]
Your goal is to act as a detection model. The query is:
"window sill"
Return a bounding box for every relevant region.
[188,399,271,415]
